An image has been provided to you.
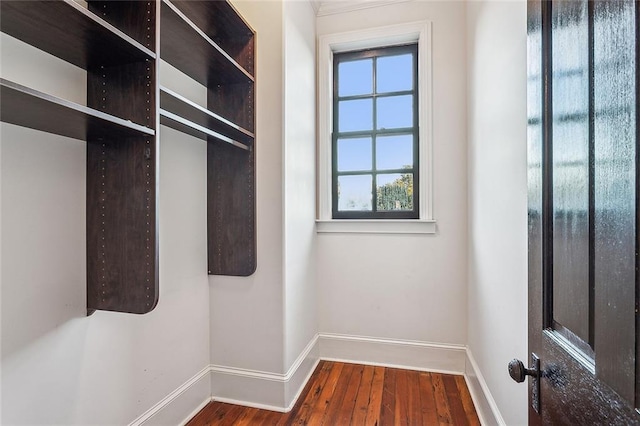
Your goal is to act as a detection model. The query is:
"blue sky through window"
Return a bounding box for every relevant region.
[377,54,413,92]
[338,59,372,96]
[376,134,413,170]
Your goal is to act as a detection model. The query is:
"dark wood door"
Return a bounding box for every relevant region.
[525,0,640,423]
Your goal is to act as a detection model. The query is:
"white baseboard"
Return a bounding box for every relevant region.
[129,337,504,426]
[128,366,212,426]
[464,348,506,426]
[318,333,466,374]
[210,334,320,412]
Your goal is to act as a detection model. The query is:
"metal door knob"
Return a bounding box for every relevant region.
[508,358,539,383]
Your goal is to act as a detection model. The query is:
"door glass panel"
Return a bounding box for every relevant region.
[550,0,591,349]
[592,0,637,404]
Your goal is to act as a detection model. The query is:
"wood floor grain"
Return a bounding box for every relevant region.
[187,361,481,425]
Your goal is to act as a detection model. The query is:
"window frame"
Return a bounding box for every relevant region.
[317,21,435,234]
[332,44,420,220]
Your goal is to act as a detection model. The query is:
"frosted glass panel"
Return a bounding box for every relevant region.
[551,0,590,346]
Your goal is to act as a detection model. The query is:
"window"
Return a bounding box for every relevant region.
[333,44,419,219]
[317,21,435,233]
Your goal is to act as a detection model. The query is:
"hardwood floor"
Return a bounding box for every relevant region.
[187,361,481,425]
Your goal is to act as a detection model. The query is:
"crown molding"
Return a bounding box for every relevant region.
[309,0,322,14]
[313,0,414,17]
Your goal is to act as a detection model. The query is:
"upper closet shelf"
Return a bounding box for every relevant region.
[160,0,254,86]
[1,78,155,141]
[0,0,155,69]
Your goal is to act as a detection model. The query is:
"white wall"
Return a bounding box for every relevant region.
[316,1,468,346]
[283,0,318,371]
[208,1,319,409]
[466,1,528,425]
[1,33,211,424]
[208,1,286,375]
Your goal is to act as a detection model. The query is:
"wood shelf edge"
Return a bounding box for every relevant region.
[160,109,250,151]
[161,0,254,82]
[1,78,155,139]
[160,86,254,138]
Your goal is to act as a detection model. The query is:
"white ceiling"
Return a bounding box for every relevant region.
[309,0,413,16]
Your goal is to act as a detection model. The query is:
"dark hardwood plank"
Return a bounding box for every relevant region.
[443,374,468,426]
[406,370,423,425]
[454,375,480,426]
[418,372,439,425]
[336,363,364,425]
[286,361,332,425]
[233,407,259,425]
[321,363,355,425]
[187,362,480,426]
[394,368,410,425]
[365,366,385,425]
[432,373,453,424]
[243,408,272,426]
[306,362,344,425]
[380,367,397,425]
[351,365,374,425]
[187,401,223,425]
[217,404,244,426]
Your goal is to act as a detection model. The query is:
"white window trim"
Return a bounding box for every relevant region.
[316,21,435,235]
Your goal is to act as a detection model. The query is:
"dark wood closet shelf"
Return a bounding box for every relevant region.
[166,0,254,75]
[1,0,256,314]
[160,110,249,151]
[1,78,155,141]
[160,86,253,147]
[160,0,254,87]
[0,0,155,69]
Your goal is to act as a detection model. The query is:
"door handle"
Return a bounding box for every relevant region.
[508,358,539,382]
[508,353,540,413]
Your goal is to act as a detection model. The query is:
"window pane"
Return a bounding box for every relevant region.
[377,54,413,93]
[337,137,372,171]
[339,59,373,97]
[376,134,413,170]
[338,175,372,211]
[376,173,413,211]
[339,99,373,132]
[377,95,413,130]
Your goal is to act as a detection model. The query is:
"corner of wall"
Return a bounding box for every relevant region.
[464,348,506,426]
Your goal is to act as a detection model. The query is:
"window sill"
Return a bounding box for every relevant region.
[315,219,437,235]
